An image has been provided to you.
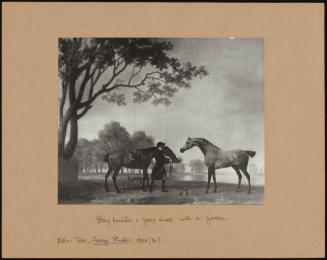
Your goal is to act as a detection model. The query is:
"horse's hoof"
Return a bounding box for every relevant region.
[105,188,109,192]
[213,189,217,193]
[248,190,252,194]
[116,190,120,194]
[236,189,241,192]
[205,190,209,194]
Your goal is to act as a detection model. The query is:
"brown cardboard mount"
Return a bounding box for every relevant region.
[2,3,324,258]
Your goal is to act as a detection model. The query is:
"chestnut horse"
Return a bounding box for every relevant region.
[104,146,179,193]
[180,137,256,194]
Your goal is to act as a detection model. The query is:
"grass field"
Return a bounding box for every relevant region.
[58,175,264,205]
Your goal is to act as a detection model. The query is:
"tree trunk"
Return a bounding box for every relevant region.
[58,78,79,183]
[58,157,78,183]
[58,113,79,183]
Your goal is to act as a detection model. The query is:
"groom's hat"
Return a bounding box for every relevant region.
[156,142,166,147]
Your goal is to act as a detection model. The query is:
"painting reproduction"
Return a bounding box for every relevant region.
[58,38,264,205]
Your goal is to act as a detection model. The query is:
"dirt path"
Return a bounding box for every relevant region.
[59,178,264,205]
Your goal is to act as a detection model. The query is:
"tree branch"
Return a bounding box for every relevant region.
[135,86,159,101]
[77,62,104,102]
[112,55,123,74]
[78,70,161,109]
[76,66,91,102]
[77,64,109,105]
[59,81,68,119]
[77,105,92,120]
[77,61,91,74]
[114,71,160,89]
[102,62,128,90]
[128,63,143,85]
[148,76,166,83]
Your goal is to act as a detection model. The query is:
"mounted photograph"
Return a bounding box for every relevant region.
[58,38,264,205]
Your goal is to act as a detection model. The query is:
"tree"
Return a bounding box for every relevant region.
[130,131,155,149]
[58,38,208,181]
[74,138,92,174]
[74,138,107,175]
[98,121,131,153]
[89,139,102,174]
[189,159,206,174]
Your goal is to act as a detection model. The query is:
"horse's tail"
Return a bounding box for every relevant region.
[246,150,256,158]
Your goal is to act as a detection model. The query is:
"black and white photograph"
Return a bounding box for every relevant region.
[58,38,264,205]
[3,2,325,258]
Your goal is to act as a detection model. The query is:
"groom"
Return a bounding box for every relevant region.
[150,141,172,192]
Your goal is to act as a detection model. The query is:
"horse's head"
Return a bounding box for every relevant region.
[162,146,181,163]
[180,137,198,153]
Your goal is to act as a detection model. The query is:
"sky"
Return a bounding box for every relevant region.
[77,38,264,172]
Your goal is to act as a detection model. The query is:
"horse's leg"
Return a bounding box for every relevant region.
[142,168,147,192]
[161,169,168,192]
[146,170,150,190]
[240,167,251,194]
[206,167,213,193]
[141,168,145,191]
[112,168,121,193]
[142,168,149,192]
[104,167,113,192]
[232,166,242,191]
[212,168,218,192]
[150,177,155,193]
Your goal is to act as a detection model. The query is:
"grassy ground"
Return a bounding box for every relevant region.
[58,176,264,205]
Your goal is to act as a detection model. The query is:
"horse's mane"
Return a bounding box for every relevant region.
[194,138,222,151]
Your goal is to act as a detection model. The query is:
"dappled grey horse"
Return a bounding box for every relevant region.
[104,146,179,193]
[180,137,256,194]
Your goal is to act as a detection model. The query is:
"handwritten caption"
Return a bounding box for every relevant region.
[57,214,226,247]
[57,235,161,247]
[95,214,226,227]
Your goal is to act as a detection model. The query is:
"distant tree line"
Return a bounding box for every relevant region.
[74,121,154,174]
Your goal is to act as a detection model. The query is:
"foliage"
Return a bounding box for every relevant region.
[98,121,131,153]
[58,38,208,160]
[74,121,155,174]
[130,131,155,149]
[59,38,208,107]
[74,138,93,173]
